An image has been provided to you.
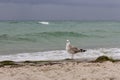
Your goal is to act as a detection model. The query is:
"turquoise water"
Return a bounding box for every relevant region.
[0,21,120,56]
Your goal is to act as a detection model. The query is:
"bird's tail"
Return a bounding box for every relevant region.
[79,49,86,52]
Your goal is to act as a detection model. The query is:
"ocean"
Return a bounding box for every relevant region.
[0,21,120,61]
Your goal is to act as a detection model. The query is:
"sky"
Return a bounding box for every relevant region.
[0,0,120,20]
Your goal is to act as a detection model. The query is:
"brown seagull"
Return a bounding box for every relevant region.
[66,40,86,59]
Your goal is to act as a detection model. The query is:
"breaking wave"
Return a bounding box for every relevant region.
[38,21,49,25]
[0,48,120,61]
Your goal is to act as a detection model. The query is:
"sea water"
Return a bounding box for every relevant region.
[0,21,120,61]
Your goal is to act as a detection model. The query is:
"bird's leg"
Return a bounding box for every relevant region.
[71,54,74,59]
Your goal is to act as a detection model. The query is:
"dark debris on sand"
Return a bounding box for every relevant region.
[0,56,120,68]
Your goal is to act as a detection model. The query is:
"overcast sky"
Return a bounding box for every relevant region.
[0,0,120,20]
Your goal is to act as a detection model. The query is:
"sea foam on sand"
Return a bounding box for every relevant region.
[0,48,120,61]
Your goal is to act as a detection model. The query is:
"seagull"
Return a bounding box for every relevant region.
[66,40,86,59]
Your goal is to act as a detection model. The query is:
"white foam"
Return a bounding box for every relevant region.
[38,21,49,25]
[0,48,120,61]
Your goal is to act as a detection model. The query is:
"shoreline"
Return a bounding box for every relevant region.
[0,55,119,67]
[1,48,120,62]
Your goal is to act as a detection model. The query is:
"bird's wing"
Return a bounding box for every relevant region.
[71,46,86,53]
[71,46,80,53]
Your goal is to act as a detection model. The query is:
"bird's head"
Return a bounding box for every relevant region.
[66,40,70,44]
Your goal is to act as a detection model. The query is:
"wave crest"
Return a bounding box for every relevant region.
[30,32,89,37]
[0,32,104,42]
[38,21,49,25]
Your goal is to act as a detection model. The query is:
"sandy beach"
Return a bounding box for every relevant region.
[0,60,120,80]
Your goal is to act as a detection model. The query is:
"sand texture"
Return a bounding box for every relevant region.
[0,61,120,80]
